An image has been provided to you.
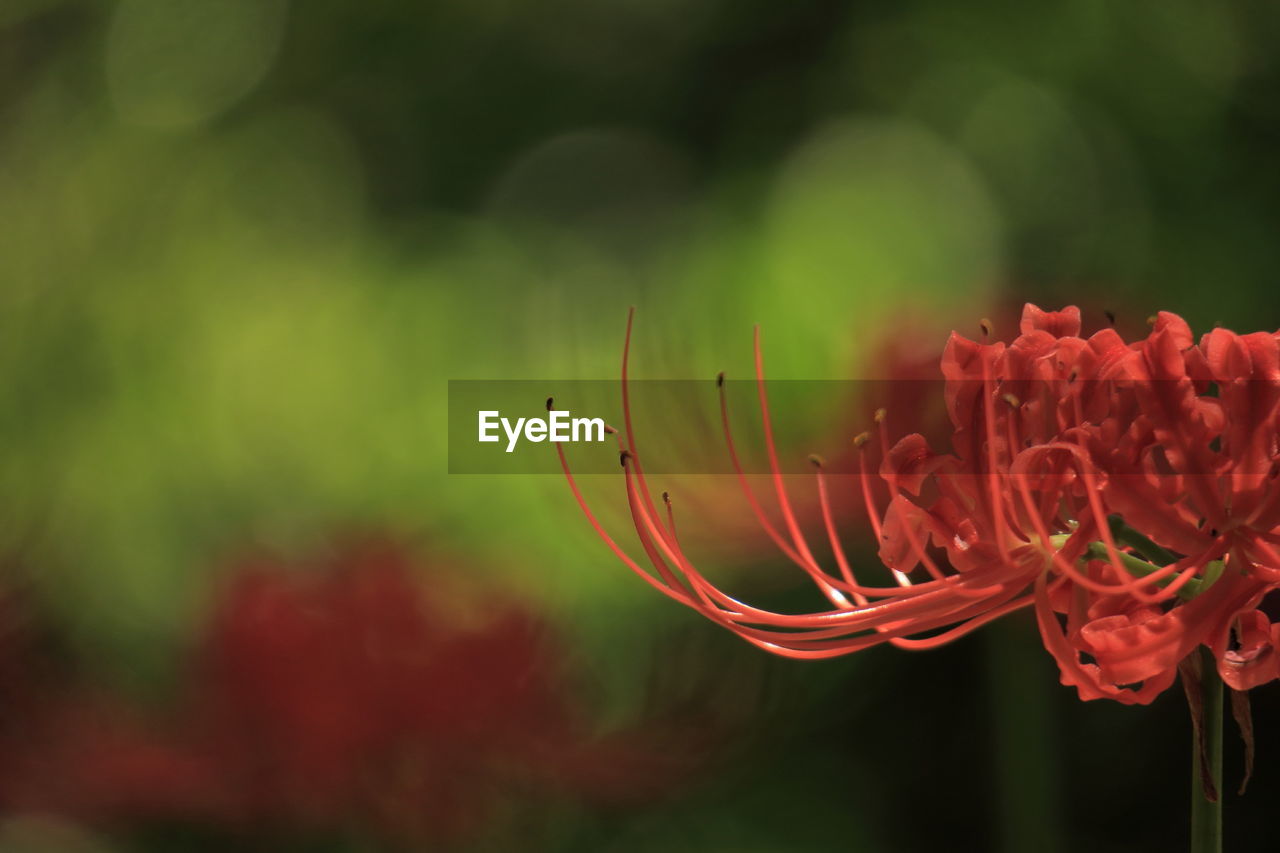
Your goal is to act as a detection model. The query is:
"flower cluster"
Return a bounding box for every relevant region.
[561,305,1280,706]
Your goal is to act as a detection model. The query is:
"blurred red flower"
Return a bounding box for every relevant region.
[1,541,707,845]
[190,542,583,840]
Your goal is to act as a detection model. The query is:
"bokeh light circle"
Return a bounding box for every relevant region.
[106,0,288,128]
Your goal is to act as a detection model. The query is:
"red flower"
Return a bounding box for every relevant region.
[560,305,1280,706]
[190,543,576,839]
[1,541,709,844]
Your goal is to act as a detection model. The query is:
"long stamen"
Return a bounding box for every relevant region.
[620,456,853,639]
[717,371,805,565]
[619,307,674,547]
[889,594,1035,650]
[854,433,884,540]
[609,439,1051,654]
[555,440,693,606]
[632,479,1031,632]
[812,456,866,603]
[752,326,824,571]
[626,469,732,615]
[662,491,678,541]
[621,452,686,593]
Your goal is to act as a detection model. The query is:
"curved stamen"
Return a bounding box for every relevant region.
[718,371,806,567]
[619,306,675,549]
[752,327,814,563]
[556,440,693,607]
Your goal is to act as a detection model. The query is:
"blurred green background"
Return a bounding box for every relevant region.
[2,1,1279,850]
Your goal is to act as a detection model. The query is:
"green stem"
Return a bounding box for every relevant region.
[1191,646,1223,853]
[986,621,1063,853]
[1045,534,1223,601]
[1107,515,1178,565]
[1043,520,1226,850]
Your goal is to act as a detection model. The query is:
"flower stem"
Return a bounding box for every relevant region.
[1107,515,1177,565]
[1046,532,1223,600]
[1190,646,1223,853]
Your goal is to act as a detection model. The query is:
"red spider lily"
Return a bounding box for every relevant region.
[0,541,708,844]
[559,304,1280,709]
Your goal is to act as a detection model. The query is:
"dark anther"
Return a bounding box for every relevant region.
[716,371,725,388]
[619,450,632,467]
[979,318,993,340]
[546,396,554,411]
[1104,309,1116,326]
[662,491,670,504]
[808,454,824,469]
